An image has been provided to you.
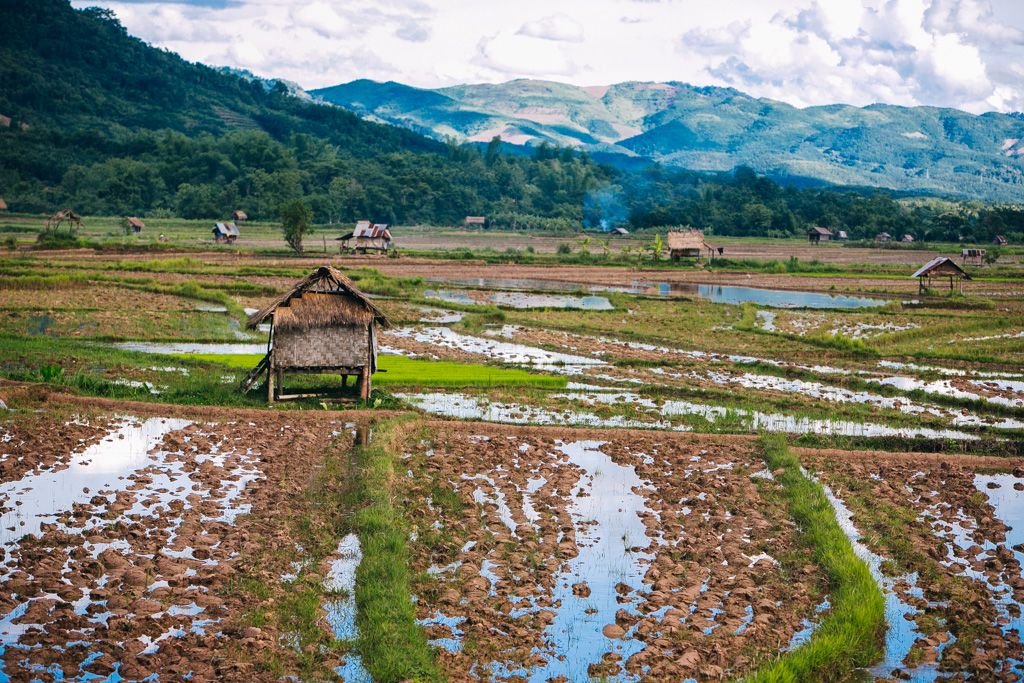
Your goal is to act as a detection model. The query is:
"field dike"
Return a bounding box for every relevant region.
[352,417,444,682]
[743,436,885,682]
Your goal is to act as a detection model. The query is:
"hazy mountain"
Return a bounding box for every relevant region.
[313,79,1024,201]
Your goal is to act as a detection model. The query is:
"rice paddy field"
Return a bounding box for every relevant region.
[0,233,1022,681]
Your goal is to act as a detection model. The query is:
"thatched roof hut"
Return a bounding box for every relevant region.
[912,257,970,294]
[232,210,248,221]
[212,222,240,243]
[126,217,145,232]
[243,266,390,401]
[667,230,715,260]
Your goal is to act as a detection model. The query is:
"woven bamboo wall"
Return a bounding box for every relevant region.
[274,325,369,369]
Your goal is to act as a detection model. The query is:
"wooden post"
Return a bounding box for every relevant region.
[276,368,283,400]
[359,366,371,401]
[267,361,274,403]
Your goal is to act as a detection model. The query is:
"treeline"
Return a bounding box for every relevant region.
[620,165,1024,243]
[1,0,1021,244]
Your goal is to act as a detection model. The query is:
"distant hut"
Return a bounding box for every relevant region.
[961,247,986,265]
[464,216,487,229]
[232,210,248,222]
[835,230,848,240]
[807,226,833,244]
[337,220,392,254]
[611,227,630,236]
[875,232,892,242]
[212,222,240,243]
[667,229,715,261]
[912,257,970,294]
[992,235,1008,246]
[0,197,7,211]
[242,266,391,401]
[126,217,145,233]
[901,234,915,243]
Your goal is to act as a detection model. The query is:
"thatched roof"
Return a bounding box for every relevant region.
[232,210,248,221]
[667,230,713,252]
[127,217,144,229]
[912,257,970,279]
[246,265,390,330]
[808,226,833,236]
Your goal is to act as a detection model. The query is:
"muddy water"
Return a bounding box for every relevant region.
[969,473,1024,672]
[388,327,606,373]
[0,417,190,551]
[425,276,887,309]
[526,440,653,681]
[113,342,266,355]
[323,533,371,682]
[424,289,614,310]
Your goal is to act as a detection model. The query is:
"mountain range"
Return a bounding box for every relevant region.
[313,79,1024,202]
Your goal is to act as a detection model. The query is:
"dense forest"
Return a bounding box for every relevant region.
[1,0,1022,243]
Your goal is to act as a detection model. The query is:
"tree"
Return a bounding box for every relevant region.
[280,199,312,253]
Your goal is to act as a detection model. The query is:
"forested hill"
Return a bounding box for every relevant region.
[1,0,1022,243]
[0,0,608,224]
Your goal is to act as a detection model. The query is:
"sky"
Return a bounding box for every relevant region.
[71,0,1024,114]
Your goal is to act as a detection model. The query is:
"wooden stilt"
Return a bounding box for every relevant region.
[267,363,274,403]
[276,368,283,400]
[359,366,371,401]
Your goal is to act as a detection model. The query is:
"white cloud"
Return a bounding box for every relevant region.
[517,14,584,42]
[72,0,1024,113]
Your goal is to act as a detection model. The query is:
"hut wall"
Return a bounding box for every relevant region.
[274,325,370,369]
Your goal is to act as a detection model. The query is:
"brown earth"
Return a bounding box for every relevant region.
[404,423,826,682]
[803,452,1024,679]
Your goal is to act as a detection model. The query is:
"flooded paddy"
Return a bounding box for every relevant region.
[404,426,826,681]
[425,288,614,310]
[805,453,1024,679]
[0,406,367,681]
[426,276,888,309]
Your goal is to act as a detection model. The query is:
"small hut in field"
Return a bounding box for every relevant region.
[337,220,392,254]
[464,216,486,228]
[912,257,970,294]
[126,217,145,233]
[212,222,240,243]
[807,226,833,244]
[243,266,390,401]
[667,229,715,261]
[232,210,248,221]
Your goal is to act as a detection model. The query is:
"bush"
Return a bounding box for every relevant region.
[557,243,572,255]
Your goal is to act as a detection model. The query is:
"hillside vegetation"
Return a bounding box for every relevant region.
[0,0,1022,242]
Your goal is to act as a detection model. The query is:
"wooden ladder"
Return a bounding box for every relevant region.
[239,353,269,393]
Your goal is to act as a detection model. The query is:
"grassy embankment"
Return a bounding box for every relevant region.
[745,436,884,681]
[351,417,443,682]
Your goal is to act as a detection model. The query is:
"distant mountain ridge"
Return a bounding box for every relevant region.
[313,78,1024,202]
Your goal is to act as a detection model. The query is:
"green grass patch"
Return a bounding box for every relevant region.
[744,435,884,681]
[183,353,567,389]
[352,418,443,682]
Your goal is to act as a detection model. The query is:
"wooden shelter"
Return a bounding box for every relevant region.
[875,232,892,242]
[243,266,390,401]
[993,235,1008,246]
[337,220,392,254]
[667,229,715,261]
[232,210,248,221]
[464,216,487,228]
[126,217,145,233]
[912,257,970,294]
[961,248,986,265]
[807,226,833,243]
[212,222,240,243]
